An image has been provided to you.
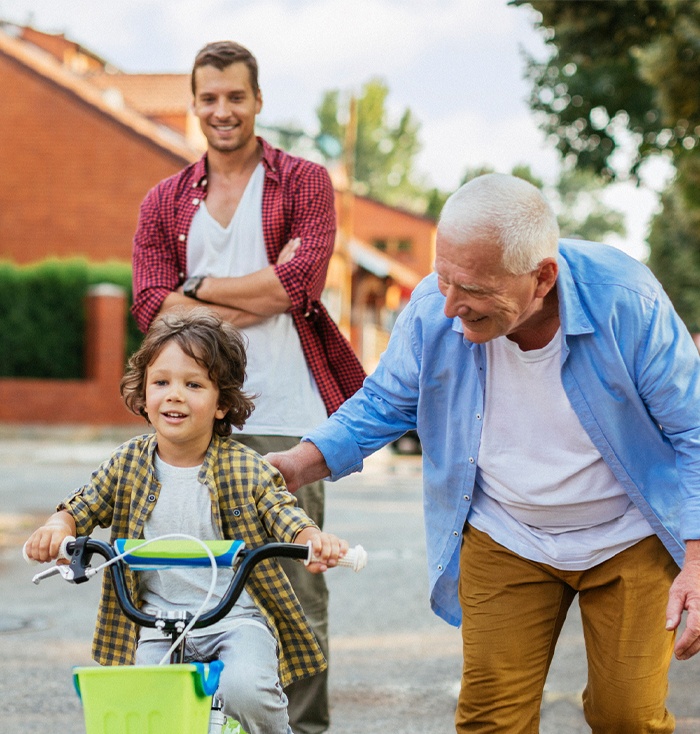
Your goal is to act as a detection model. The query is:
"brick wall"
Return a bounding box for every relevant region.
[0,52,188,264]
[0,286,142,426]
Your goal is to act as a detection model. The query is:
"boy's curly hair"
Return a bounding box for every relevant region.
[121,308,255,436]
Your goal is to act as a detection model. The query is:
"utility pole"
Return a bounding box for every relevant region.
[337,95,357,342]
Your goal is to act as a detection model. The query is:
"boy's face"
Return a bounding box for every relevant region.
[145,341,225,466]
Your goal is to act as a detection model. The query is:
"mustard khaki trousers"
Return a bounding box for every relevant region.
[457,525,679,733]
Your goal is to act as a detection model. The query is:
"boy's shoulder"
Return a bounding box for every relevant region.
[206,435,287,492]
[210,435,278,471]
[99,432,155,465]
[112,432,157,457]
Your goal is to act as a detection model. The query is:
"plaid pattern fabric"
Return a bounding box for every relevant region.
[57,433,326,686]
[131,137,365,415]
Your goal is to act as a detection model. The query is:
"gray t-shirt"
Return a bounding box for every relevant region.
[138,453,267,639]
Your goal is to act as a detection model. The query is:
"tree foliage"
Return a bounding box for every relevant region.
[514,0,700,329]
[316,78,428,213]
[647,155,700,330]
[512,0,700,180]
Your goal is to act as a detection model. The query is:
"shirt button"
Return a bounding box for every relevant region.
[178,234,186,242]
[453,531,459,537]
[476,414,482,420]
[464,494,471,501]
[192,198,200,206]
[192,181,198,188]
[469,457,475,464]
[437,565,443,571]
[147,494,156,502]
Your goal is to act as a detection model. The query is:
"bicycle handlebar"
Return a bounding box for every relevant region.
[111,538,368,572]
[27,536,367,633]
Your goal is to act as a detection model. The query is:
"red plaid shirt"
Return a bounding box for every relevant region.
[132,138,365,415]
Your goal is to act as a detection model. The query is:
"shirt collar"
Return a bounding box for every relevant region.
[556,244,594,337]
[199,433,223,486]
[143,430,218,487]
[195,136,277,190]
[193,154,208,189]
[258,136,280,182]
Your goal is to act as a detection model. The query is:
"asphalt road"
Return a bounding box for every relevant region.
[1,426,700,733]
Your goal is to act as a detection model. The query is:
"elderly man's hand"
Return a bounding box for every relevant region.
[666,540,700,660]
[265,441,330,493]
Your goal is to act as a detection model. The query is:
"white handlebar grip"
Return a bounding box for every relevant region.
[337,545,368,572]
[58,535,76,561]
[306,543,368,572]
[22,543,38,566]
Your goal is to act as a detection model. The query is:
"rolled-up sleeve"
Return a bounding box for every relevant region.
[57,460,118,535]
[273,164,336,314]
[131,186,182,332]
[305,298,422,478]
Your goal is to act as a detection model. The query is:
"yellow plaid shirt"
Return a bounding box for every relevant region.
[58,432,326,686]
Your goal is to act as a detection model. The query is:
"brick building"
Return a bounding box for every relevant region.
[0,25,197,264]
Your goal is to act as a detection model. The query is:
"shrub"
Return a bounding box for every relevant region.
[0,259,142,378]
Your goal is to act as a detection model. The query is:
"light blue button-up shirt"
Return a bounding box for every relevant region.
[308,240,700,627]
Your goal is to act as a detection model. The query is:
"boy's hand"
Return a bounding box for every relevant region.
[295,527,349,573]
[24,511,76,563]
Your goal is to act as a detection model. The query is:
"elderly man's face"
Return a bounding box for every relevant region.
[435,231,556,346]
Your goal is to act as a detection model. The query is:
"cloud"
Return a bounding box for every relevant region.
[418,109,560,191]
[224,0,525,90]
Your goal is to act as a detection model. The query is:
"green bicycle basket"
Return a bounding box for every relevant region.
[73,661,222,734]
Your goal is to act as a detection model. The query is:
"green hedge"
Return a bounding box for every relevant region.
[0,259,143,379]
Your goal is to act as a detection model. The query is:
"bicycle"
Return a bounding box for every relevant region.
[25,534,367,734]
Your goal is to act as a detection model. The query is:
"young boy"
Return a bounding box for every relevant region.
[24,308,348,734]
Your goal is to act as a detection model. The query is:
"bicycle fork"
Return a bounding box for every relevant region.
[209,695,245,734]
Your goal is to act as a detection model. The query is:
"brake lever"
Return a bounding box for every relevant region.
[32,564,75,585]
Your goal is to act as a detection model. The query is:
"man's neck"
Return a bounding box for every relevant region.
[203,138,263,227]
[207,138,262,178]
[507,288,561,352]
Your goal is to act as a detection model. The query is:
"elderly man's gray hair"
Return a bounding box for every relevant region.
[438,173,560,275]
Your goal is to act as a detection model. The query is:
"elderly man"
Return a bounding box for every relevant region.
[268,173,700,733]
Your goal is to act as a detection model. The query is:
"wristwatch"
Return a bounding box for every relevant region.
[183,276,205,300]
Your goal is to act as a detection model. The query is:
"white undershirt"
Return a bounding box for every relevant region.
[469,329,653,570]
[187,163,326,435]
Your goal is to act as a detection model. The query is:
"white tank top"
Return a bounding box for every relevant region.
[187,163,326,435]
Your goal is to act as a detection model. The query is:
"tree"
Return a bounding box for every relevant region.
[315,78,429,213]
[551,166,626,242]
[513,0,700,328]
[511,0,700,180]
[647,156,700,331]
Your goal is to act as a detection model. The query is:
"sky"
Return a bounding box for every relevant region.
[2,0,669,259]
